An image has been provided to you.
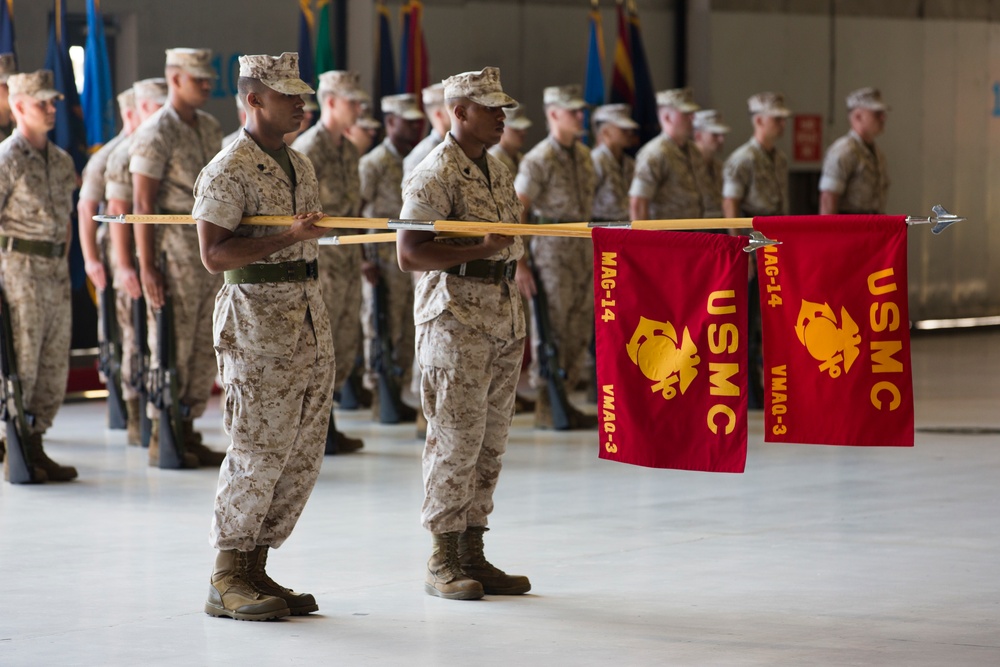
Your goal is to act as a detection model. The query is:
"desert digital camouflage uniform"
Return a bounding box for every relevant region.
[292,122,363,393]
[514,135,595,390]
[487,144,518,176]
[359,137,414,389]
[129,103,223,419]
[591,143,634,221]
[194,131,334,552]
[722,138,789,216]
[0,130,76,435]
[104,137,142,401]
[628,133,705,219]
[400,133,525,533]
[699,154,725,218]
[403,128,443,180]
[819,130,889,214]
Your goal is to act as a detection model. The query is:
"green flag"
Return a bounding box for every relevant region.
[315,0,335,74]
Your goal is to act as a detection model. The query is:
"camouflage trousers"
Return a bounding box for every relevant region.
[211,310,335,551]
[115,289,140,401]
[146,260,223,419]
[361,242,414,390]
[528,236,594,390]
[0,253,71,435]
[418,311,522,534]
[319,242,362,391]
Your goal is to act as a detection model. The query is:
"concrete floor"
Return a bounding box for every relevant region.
[1,329,998,666]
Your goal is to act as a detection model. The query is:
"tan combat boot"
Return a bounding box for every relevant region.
[244,545,318,615]
[567,405,598,430]
[125,398,142,446]
[533,390,552,429]
[27,434,77,482]
[425,532,484,600]
[183,420,226,466]
[2,435,48,484]
[458,526,531,595]
[205,549,291,621]
[148,419,199,468]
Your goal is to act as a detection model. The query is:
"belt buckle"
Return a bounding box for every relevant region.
[457,263,468,277]
[306,260,318,280]
[3,237,13,253]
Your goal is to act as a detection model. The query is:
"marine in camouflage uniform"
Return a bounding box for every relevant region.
[692,109,731,220]
[104,79,168,445]
[722,93,791,218]
[195,52,334,622]
[514,84,596,428]
[628,88,705,221]
[359,93,423,420]
[403,83,449,181]
[292,70,369,451]
[0,71,78,483]
[130,49,224,468]
[591,103,638,222]
[0,53,15,143]
[820,87,890,215]
[487,105,532,177]
[398,66,530,601]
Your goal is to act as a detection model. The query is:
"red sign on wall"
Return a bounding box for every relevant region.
[793,115,823,162]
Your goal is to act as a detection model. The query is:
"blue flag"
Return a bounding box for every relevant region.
[628,6,658,145]
[297,0,315,88]
[82,0,114,150]
[583,3,606,145]
[0,0,15,61]
[373,0,397,121]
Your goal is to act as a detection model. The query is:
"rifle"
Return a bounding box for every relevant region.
[0,286,40,483]
[98,255,127,430]
[132,293,152,448]
[530,261,572,431]
[370,276,408,423]
[149,255,189,468]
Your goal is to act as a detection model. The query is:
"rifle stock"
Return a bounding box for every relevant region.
[530,264,573,431]
[0,288,39,483]
[132,293,152,448]
[98,258,127,430]
[150,256,189,468]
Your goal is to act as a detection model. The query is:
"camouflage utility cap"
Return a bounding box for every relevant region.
[318,70,369,101]
[593,103,639,130]
[544,84,587,110]
[381,93,425,120]
[117,88,136,112]
[693,109,731,134]
[503,105,532,130]
[442,67,517,108]
[656,88,699,112]
[239,52,314,96]
[846,87,889,112]
[356,105,381,130]
[0,52,16,83]
[165,48,216,79]
[8,70,63,101]
[422,83,445,107]
[133,77,168,104]
[747,92,791,118]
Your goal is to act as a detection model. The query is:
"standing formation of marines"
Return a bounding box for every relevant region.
[0,41,892,617]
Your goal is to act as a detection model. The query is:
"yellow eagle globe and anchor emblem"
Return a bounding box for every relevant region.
[625,316,700,400]
[794,299,861,378]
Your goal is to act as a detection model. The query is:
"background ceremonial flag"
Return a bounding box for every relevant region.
[753,216,914,448]
[627,1,659,144]
[314,0,336,75]
[399,0,428,99]
[609,0,633,106]
[298,0,316,87]
[82,0,114,150]
[0,0,14,61]
[583,0,605,145]
[593,229,749,473]
[373,0,397,121]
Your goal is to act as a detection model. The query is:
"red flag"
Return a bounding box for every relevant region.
[593,229,749,473]
[752,216,914,448]
[608,0,634,106]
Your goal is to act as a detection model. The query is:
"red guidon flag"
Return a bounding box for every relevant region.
[752,216,914,448]
[593,229,749,472]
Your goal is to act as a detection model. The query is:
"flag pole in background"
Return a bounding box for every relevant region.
[0,0,15,62]
[583,0,606,145]
[82,0,114,151]
[298,0,316,88]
